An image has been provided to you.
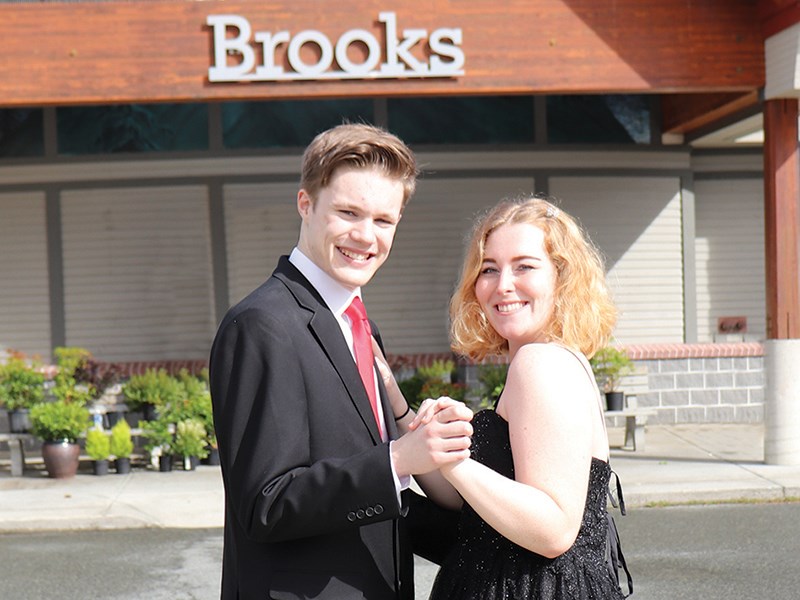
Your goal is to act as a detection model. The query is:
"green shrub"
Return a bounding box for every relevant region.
[85,428,111,461]
[397,374,426,411]
[397,358,466,411]
[141,415,174,454]
[589,346,634,393]
[109,419,134,459]
[0,355,46,411]
[30,401,90,443]
[172,419,208,459]
[51,347,96,405]
[417,359,456,382]
[476,363,509,409]
[122,369,183,414]
[53,347,92,376]
[168,370,216,448]
[420,380,467,402]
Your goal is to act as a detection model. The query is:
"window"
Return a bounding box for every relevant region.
[223,99,374,149]
[388,96,535,144]
[57,104,208,154]
[547,95,651,144]
[0,108,44,157]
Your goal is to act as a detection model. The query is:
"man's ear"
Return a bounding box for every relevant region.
[297,189,312,219]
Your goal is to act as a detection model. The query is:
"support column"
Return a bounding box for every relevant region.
[765,340,800,465]
[763,98,799,340]
[763,98,800,465]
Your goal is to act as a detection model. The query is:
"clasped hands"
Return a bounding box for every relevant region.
[392,396,473,478]
[371,337,473,477]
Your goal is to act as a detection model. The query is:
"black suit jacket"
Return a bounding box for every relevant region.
[209,256,415,600]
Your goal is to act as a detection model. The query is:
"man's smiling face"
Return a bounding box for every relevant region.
[296,166,404,291]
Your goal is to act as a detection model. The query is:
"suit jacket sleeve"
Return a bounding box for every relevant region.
[210,300,401,544]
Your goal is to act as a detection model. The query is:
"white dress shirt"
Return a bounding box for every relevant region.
[289,248,409,497]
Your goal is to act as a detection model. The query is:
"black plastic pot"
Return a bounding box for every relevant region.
[605,391,625,412]
[158,454,173,472]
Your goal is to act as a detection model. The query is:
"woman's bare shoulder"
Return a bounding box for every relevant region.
[511,342,585,375]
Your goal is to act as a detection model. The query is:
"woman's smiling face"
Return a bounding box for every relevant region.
[474,222,557,358]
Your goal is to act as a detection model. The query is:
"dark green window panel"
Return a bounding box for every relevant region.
[57,104,208,155]
[388,96,534,144]
[547,95,651,144]
[223,99,374,149]
[0,108,44,158]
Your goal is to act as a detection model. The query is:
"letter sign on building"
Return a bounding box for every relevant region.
[207,12,465,82]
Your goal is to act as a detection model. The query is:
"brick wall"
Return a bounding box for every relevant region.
[624,343,764,424]
[94,343,766,425]
[450,343,765,425]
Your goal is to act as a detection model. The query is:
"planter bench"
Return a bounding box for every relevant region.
[0,433,35,476]
[604,406,656,451]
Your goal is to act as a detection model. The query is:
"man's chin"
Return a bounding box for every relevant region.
[335,266,378,289]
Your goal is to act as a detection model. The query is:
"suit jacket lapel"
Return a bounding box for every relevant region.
[273,257,383,444]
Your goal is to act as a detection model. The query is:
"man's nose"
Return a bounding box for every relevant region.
[352,218,376,242]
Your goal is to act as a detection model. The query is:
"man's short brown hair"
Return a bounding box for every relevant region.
[300,123,418,208]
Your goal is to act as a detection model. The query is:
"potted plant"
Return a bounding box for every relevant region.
[51,346,96,406]
[0,353,46,433]
[172,418,208,471]
[476,363,509,410]
[122,368,183,423]
[85,427,111,476]
[174,370,218,465]
[142,414,175,472]
[29,400,90,478]
[397,359,466,411]
[589,345,634,411]
[62,348,125,426]
[109,419,134,474]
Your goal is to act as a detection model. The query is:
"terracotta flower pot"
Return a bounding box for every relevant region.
[41,441,81,479]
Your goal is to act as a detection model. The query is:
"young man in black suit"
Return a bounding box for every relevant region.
[209,123,473,600]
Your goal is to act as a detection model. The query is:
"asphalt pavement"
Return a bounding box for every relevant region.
[1,424,800,533]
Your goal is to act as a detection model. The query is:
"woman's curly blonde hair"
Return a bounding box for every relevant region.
[450,195,617,361]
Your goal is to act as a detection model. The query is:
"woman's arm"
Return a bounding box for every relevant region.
[372,339,466,510]
[439,343,595,557]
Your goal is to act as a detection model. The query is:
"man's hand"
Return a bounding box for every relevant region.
[391,398,473,477]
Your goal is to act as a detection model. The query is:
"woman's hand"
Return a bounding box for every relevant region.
[409,397,471,431]
[370,337,410,419]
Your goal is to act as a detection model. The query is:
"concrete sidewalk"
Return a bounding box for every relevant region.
[1,424,799,533]
[608,424,800,507]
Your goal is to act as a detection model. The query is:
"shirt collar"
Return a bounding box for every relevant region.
[289,247,359,317]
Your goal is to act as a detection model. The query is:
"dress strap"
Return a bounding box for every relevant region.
[550,343,610,439]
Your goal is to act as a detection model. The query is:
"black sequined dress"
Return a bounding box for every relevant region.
[428,409,625,600]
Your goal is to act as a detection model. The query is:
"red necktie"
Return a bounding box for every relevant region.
[344,296,383,438]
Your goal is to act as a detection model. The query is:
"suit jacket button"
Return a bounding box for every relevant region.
[356,509,365,519]
[374,504,384,515]
[365,507,375,517]
[347,512,357,522]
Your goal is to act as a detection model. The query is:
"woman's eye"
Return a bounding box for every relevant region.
[480,266,498,275]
